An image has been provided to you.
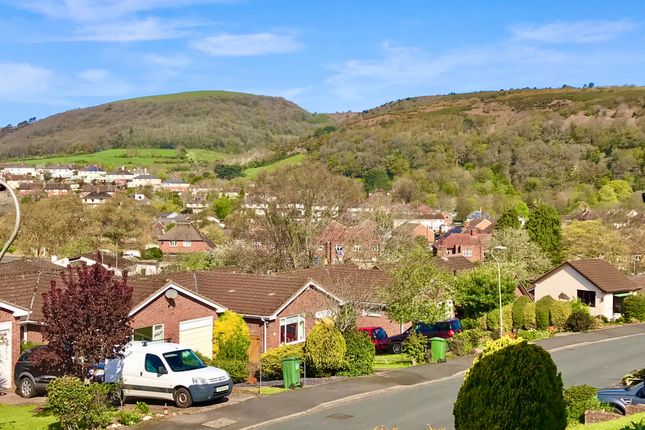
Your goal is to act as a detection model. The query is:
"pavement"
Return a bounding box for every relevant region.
[142,322,645,430]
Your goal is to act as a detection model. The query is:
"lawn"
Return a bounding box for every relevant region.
[0,404,56,430]
[20,148,225,170]
[374,353,414,370]
[567,412,645,429]
[243,154,305,179]
[259,386,290,395]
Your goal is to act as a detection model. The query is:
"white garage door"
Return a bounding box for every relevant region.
[179,316,213,360]
[0,321,12,389]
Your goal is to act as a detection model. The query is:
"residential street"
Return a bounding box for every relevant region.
[142,324,645,430]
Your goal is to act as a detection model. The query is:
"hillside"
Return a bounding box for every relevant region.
[0,91,329,159]
[308,86,645,216]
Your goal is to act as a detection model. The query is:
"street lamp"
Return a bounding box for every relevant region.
[488,245,507,338]
[0,179,21,263]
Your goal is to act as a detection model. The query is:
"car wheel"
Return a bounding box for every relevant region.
[19,377,36,398]
[392,343,403,354]
[174,387,193,408]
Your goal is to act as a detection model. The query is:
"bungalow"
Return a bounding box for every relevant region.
[529,259,641,320]
[128,174,162,189]
[161,178,190,193]
[105,168,134,185]
[82,191,112,205]
[77,165,106,182]
[0,164,37,177]
[186,197,208,213]
[17,182,45,197]
[41,165,74,179]
[157,223,214,254]
[44,183,71,197]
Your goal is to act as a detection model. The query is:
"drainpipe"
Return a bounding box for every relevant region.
[261,318,267,353]
[0,179,21,263]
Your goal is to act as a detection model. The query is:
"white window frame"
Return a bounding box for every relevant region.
[169,240,177,247]
[133,323,164,341]
[279,315,305,345]
[183,240,191,248]
[463,249,473,257]
[353,244,362,252]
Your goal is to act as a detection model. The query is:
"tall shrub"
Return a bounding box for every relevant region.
[550,301,572,330]
[304,320,346,376]
[341,330,375,376]
[623,294,645,321]
[453,337,566,430]
[46,375,114,430]
[536,296,556,329]
[486,304,513,334]
[212,311,251,383]
[512,296,532,329]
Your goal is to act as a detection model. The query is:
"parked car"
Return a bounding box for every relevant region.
[358,327,390,353]
[14,346,60,398]
[388,319,462,354]
[597,381,645,414]
[104,341,232,408]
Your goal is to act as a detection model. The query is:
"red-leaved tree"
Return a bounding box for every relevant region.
[38,261,133,377]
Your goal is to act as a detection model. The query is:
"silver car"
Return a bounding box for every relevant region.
[597,381,645,414]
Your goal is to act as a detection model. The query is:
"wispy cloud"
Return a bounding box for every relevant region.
[192,32,302,56]
[0,62,53,99]
[69,17,198,42]
[511,20,635,44]
[143,53,193,68]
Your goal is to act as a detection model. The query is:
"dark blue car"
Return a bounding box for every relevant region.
[597,381,645,414]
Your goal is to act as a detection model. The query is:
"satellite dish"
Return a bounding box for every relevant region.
[165,288,178,299]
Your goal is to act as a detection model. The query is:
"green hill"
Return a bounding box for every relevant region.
[308,86,645,216]
[0,91,330,159]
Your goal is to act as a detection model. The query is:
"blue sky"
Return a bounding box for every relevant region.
[1,0,644,124]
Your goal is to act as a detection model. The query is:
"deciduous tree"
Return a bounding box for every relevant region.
[526,203,563,264]
[562,220,629,266]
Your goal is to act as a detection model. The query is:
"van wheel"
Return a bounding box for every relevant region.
[392,343,403,354]
[174,387,193,408]
[19,377,36,398]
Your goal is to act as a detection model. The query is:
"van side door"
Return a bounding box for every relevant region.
[125,353,174,401]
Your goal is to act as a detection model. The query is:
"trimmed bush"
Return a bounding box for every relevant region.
[115,410,142,426]
[453,337,566,430]
[536,296,556,329]
[486,304,513,335]
[212,311,250,362]
[340,330,375,376]
[550,301,572,330]
[564,384,611,424]
[403,332,429,364]
[512,296,532,329]
[517,329,552,341]
[213,358,249,383]
[259,343,304,380]
[448,331,474,356]
[46,375,113,430]
[304,320,346,376]
[565,309,595,332]
[623,294,645,322]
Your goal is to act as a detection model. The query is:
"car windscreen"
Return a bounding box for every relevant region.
[450,320,462,331]
[162,349,206,372]
[374,328,388,340]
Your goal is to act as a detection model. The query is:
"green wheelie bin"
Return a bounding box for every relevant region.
[430,337,447,363]
[281,357,302,389]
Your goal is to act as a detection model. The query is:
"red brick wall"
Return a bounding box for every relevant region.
[356,314,409,337]
[24,324,44,343]
[0,308,20,386]
[130,292,218,343]
[158,240,212,254]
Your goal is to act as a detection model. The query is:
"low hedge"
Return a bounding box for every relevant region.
[623,294,645,322]
[259,344,304,380]
[341,330,374,376]
[563,384,612,424]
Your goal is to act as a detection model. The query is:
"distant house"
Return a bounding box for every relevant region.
[530,259,641,320]
[77,165,106,182]
[186,197,208,213]
[0,164,37,176]
[433,228,491,262]
[394,210,453,233]
[157,212,192,226]
[82,191,112,205]
[434,255,476,275]
[128,174,162,189]
[17,182,44,197]
[105,168,134,185]
[394,223,435,246]
[44,182,71,197]
[161,178,190,193]
[316,220,382,266]
[51,250,129,277]
[42,165,74,179]
[157,223,215,254]
[1,174,34,189]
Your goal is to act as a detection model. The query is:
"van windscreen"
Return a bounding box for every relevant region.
[162,349,206,372]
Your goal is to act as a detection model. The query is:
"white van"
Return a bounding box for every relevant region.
[104,341,232,408]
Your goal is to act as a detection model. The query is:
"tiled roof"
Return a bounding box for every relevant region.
[157,223,213,246]
[533,259,640,294]
[434,255,475,274]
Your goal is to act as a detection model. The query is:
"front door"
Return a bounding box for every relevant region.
[0,321,12,389]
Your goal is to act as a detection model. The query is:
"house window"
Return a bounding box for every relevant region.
[353,244,362,252]
[183,240,191,248]
[169,241,177,247]
[133,324,164,341]
[280,315,305,344]
[335,244,344,252]
[463,249,473,257]
[577,290,596,307]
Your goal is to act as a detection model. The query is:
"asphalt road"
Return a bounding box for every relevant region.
[260,333,645,430]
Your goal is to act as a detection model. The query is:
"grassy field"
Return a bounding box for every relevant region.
[20,148,226,169]
[567,412,645,429]
[243,153,305,179]
[374,353,414,370]
[0,404,56,430]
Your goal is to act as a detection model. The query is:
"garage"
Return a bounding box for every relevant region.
[179,316,214,359]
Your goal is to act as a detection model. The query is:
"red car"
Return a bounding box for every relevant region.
[358,326,390,353]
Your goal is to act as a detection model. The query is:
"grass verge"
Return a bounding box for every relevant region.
[0,404,56,430]
[567,412,645,429]
[374,353,414,370]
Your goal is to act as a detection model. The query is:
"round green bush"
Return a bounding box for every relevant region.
[340,330,375,376]
[512,296,532,329]
[536,296,556,329]
[550,301,572,330]
[403,332,429,364]
[453,337,566,430]
[564,385,609,424]
[304,321,346,376]
[623,294,645,322]
[214,358,249,383]
[448,331,474,356]
[565,309,595,332]
[259,343,304,380]
[486,304,513,335]
[46,375,113,430]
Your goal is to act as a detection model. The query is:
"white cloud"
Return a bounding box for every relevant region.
[192,32,302,57]
[69,17,197,42]
[511,20,635,44]
[0,62,53,98]
[143,53,193,68]
[14,0,226,22]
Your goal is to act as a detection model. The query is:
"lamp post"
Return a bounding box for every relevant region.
[488,245,507,338]
[0,179,21,263]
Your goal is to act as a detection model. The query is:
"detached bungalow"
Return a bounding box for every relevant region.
[529,259,641,320]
